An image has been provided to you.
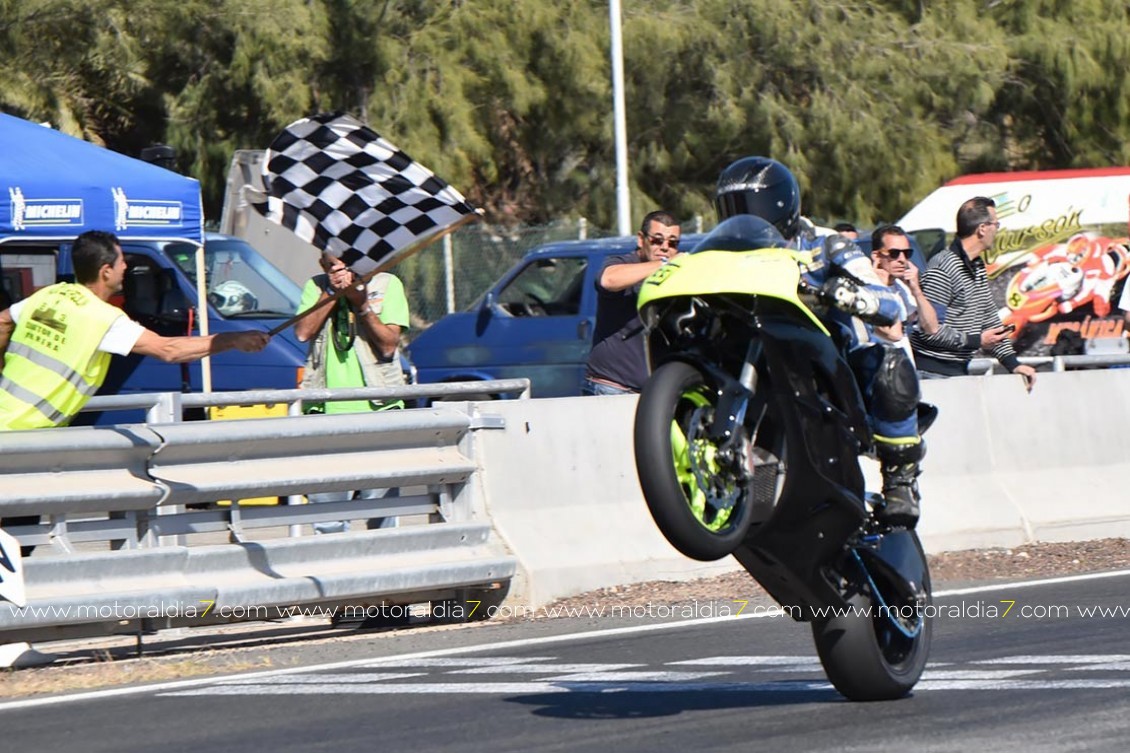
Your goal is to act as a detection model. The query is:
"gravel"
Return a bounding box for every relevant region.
[531,538,1130,620]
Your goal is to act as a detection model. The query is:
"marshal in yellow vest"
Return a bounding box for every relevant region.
[0,283,124,430]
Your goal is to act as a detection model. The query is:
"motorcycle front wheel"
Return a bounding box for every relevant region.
[811,539,933,701]
[635,360,776,561]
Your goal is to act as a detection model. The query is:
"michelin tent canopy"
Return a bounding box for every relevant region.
[0,112,219,388]
[0,112,202,244]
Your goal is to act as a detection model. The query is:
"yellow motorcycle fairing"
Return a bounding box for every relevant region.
[637,248,829,336]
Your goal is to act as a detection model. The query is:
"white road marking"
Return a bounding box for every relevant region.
[1068,662,1130,672]
[217,673,425,685]
[3,568,1130,712]
[165,674,1130,697]
[668,656,821,666]
[450,663,642,675]
[972,655,1130,664]
[542,671,728,682]
[165,680,838,696]
[921,669,1042,680]
[161,657,1130,697]
[918,679,1130,691]
[935,568,1130,597]
[365,656,556,668]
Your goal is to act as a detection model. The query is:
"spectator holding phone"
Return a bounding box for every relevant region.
[910,197,1037,391]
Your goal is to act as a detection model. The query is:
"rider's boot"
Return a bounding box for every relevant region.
[876,441,922,529]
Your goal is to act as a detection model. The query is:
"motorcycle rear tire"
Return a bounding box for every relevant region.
[634,360,758,561]
[811,557,933,701]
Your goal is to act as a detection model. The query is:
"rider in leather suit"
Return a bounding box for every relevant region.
[714,156,924,527]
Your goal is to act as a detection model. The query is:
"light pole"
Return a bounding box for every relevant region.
[609,0,631,236]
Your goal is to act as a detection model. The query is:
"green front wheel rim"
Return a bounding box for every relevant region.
[669,389,732,532]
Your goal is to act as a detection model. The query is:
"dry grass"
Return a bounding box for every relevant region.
[0,651,277,699]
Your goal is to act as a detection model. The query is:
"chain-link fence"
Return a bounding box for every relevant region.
[397,218,617,338]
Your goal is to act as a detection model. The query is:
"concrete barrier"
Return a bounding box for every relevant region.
[476,370,1130,608]
[472,396,739,607]
[916,370,1130,547]
[864,375,1032,552]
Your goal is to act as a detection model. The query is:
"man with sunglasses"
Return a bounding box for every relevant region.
[910,196,1037,391]
[583,210,681,396]
[870,224,940,360]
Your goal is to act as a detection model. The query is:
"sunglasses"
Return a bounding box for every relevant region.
[881,247,912,259]
[647,235,681,248]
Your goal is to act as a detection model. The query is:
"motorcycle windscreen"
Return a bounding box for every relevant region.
[688,214,787,253]
[637,249,828,335]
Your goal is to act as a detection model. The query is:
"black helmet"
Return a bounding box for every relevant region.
[714,156,801,239]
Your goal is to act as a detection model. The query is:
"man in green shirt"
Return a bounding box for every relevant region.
[295,252,410,533]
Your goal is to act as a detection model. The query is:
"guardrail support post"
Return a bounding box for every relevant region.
[228,502,246,543]
[147,392,182,423]
[286,399,307,537]
[48,515,74,554]
[433,484,454,522]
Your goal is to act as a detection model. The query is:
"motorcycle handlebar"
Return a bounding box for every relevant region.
[799,278,897,327]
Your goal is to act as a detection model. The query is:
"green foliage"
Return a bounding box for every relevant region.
[3,0,1130,231]
[989,0,1130,167]
[153,0,329,213]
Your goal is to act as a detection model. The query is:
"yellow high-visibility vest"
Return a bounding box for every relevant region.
[0,283,124,430]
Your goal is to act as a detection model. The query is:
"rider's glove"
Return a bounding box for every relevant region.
[822,277,897,325]
[824,277,868,314]
[851,287,882,319]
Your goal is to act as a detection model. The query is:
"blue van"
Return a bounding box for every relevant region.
[408,234,717,398]
[406,237,633,398]
[406,229,926,399]
[1,232,307,423]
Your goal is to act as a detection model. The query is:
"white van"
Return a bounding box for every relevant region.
[898,167,1130,254]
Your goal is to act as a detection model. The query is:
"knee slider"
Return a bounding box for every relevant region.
[872,346,921,422]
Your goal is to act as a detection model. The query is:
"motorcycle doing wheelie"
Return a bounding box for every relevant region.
[633,215,933,701]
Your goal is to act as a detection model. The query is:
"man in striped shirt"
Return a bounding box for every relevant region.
[910,197,1038,391]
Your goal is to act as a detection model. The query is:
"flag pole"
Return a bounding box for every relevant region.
[267,212,481,337]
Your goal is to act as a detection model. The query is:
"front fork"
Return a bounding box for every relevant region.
[706,341,765,470]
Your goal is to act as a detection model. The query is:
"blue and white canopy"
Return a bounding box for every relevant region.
[0,113,203,245]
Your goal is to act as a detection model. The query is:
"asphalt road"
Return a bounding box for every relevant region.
[5,571,1130,752]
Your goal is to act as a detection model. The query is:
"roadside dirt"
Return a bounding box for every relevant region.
[532,538,1130,618]
[3,538,1129,699]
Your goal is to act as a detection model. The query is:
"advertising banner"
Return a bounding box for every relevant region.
[900,168,1130,357]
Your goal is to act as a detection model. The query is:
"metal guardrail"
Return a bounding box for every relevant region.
[0,524,514,640]
[148,409,479,506]
[0,380,526,642]
[77,378,534,422]
[0,426,163,519]
[968,353,1130,374]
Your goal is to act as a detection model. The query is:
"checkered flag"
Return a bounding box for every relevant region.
[253,112,480,276]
